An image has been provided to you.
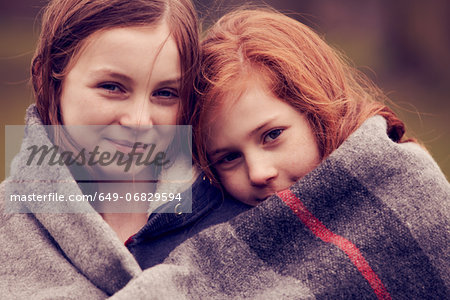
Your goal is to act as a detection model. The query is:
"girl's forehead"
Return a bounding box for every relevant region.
[224,73,273,102]
[65,23,170,74]
[206,75,273,123]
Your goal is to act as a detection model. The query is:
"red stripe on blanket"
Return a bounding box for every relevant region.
[277,189,391,300]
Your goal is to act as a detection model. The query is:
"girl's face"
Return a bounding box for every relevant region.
[59,24,181,178]
[60,23,181,126]
[207,79,321,206]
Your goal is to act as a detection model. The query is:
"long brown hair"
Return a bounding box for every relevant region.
[31,0,200,125]
[194,8,412,183]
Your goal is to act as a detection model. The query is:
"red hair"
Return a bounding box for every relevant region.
[194,8,412,183]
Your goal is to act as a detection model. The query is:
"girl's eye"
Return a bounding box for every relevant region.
[223,152,241,162]
[216,152,241,166]
[153,89,179,98]
[263,129,283,143]
[99,83,123,93]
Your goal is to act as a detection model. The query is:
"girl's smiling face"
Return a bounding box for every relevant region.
[58,23,181,178]
[207,78,321,206]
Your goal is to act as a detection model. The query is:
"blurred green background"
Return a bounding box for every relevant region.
[1,0,449,181]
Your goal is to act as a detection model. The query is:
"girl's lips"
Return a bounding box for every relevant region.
[256,186,292,202]
[105,138,147,154]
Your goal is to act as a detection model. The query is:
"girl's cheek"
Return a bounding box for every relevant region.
[152,106,179,125]
[223,172,246,198]
[218,173,232,190]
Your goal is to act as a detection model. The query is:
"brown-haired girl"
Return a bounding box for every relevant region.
[0,0,239,298]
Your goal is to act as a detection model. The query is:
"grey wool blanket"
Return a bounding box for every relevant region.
[0,107,142,298]
[1,105,449,299]
[111,115,450,299]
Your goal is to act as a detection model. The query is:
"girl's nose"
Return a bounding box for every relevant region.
[246,155,278,186]
[119,97,153,127]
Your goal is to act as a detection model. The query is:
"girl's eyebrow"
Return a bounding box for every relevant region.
[89,69,180,88]
[208,147,232,158]
[154,78,180,88]
[89,69,133,84]
[248,116,277,138]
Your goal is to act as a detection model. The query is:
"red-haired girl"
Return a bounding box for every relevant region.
[178,8,448,298]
